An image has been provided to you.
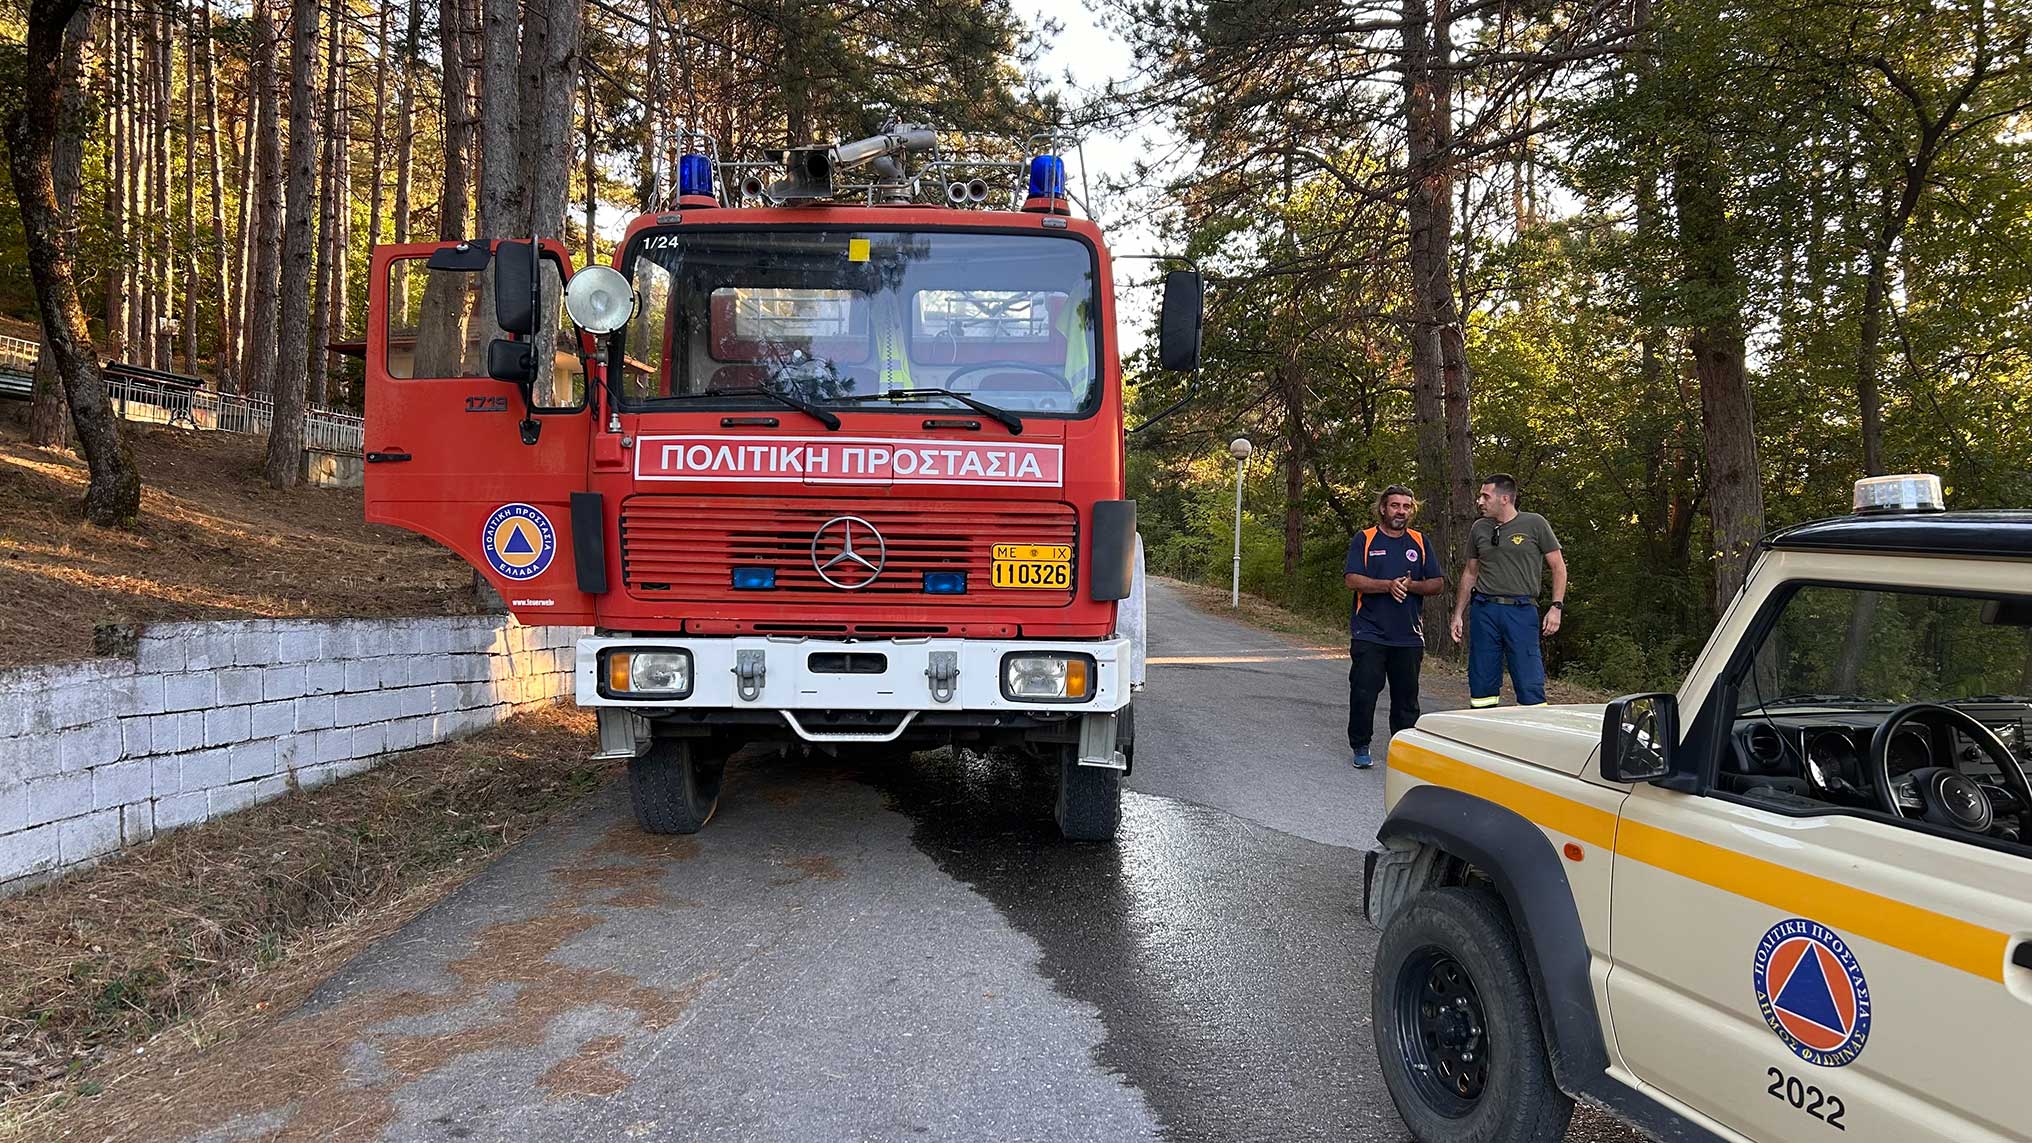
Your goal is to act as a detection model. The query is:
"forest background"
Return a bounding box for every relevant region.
[1,0,2029,690]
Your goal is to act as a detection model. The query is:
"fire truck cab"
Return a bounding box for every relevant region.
[362,128,1203,842]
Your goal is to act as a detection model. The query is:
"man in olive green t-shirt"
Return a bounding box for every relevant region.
[1448,473,1568,707]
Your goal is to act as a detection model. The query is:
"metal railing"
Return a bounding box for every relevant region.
[0,334,37,374]
[3,337,363,455]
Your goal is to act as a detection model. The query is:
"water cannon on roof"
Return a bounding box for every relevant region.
[738,121,937,205]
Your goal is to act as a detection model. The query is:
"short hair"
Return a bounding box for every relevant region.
[1375,484,1417,514]
[1479,473,1519,503]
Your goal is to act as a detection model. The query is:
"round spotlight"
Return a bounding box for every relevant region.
[966,178,990,203]
[564,266,636,335]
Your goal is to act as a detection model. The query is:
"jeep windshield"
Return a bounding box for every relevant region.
[1740,585,2032,712]
[614,228,1100,417]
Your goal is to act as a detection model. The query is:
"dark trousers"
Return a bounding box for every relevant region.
[1468,597,1547,706]
[1349,639,1424,753]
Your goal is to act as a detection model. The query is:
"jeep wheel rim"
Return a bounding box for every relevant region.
[1396,946,1491,1116]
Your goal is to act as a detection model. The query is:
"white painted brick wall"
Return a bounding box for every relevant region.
[0,615,588,893]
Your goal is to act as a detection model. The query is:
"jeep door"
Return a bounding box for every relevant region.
[1607,567,2032,1143]
[363,241,597,624]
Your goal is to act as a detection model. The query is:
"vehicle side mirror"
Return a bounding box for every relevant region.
[1601,693,1676,783]
[494,239,540,335]
[486,337,536,384]
[1157,269,1203,372]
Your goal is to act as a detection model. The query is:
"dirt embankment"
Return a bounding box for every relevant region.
[0,418,478,669]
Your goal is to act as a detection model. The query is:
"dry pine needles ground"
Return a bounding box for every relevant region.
[0,705,604,1112]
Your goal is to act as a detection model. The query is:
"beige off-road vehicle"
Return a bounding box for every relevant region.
[1365,475,2032,1143]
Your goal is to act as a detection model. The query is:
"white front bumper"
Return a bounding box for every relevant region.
[575,634,1130,714]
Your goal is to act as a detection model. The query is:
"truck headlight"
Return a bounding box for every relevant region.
[602,649,693,698]
[1001,652,1095,702]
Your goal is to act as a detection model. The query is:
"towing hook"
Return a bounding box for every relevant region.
[733,650,767,702]
[926,652,960,704]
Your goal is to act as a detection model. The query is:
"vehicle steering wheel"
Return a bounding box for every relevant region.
[942,360,1072,393]
[1867,703,2032,833]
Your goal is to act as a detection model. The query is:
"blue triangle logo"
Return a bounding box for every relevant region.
[503,525,537,555]
[1774,946,1844,1033]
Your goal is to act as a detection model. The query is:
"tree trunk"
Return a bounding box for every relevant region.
[366,0,390,255]
[1672,140,1764,614]
[1857,218,1894,478]
[151,8,172,371]
[528,0,584,236]
[267,0,322,487]
[1278,346,1305,586]
[9,0,144,523]
[441,0,477,238]
[309,0,342,408]
[30,2,93,449]
[227,70,257,394]
[182,4,200,377]
[245,0,285,396]
[583,63,597,262]
[479,0,526,234]
[640,0,662,210]
[1401,0,1467,651]
[103,9,128,365]
[201,0,233,392]
[391,0,422,314]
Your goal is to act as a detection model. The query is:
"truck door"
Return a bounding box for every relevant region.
[365,240,596,623]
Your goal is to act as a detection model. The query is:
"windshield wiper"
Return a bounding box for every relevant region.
[871,388,1023,435]
[743,383,842,431]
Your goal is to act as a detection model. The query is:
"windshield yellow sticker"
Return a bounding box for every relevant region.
[848,238,871,263]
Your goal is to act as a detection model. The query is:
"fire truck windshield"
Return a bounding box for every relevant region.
[614,228,1101,417]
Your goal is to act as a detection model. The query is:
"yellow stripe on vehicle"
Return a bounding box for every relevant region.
[1389,743,2012,983]
[1391,744,1618,850]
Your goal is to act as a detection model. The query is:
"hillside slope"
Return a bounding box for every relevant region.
[0,417,480,668]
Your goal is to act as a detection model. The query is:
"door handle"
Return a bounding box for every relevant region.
[366,450,412,463]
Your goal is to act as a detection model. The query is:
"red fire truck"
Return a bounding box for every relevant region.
[362,127,1202,842]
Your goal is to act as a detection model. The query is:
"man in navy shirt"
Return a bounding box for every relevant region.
[1345,486,1445,769]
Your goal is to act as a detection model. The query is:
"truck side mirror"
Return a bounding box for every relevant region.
[486,337,536,384]
[1600,693,1677,783]
[494,239,541,335]
[1157,269,1203,372]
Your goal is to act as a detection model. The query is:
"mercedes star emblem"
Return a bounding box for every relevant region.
[811,515,886,590]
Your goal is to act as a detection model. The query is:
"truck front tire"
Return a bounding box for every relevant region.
[1054,743,1121,842]
[629,737,726,834]
[1372,887,1573,1143]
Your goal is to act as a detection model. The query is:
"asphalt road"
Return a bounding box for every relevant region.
[91,581,1644,1143]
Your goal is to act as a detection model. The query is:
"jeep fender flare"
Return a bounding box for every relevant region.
[1377,784,1609,1094]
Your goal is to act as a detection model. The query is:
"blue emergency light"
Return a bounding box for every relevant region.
[1027,155,1066,199]
[922,572,968,595]
[731,566,777,590]
[678,153,715,200]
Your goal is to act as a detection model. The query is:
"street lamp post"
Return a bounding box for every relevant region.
[1228,437,1253,607]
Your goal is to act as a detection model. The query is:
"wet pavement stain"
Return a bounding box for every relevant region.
[858,746,1394,1143]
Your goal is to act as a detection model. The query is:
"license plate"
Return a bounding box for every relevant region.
[991,544,1073,590]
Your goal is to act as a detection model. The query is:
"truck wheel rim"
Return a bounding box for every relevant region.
[1396,945,1491,1116]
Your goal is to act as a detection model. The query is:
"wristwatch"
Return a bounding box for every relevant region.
[1549,600,1565,610]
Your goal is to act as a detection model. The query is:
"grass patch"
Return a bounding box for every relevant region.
[0,705,605,1113]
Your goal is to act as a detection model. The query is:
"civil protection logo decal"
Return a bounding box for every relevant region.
[482,503,555,582]
[1751,918,1871,1067]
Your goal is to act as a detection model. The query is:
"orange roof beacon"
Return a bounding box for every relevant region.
[363,124,1205,841]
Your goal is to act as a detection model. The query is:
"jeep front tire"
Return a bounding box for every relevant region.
[1372,886,1573,1143]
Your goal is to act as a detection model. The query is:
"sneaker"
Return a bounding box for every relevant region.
[1351,750,1373,770]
